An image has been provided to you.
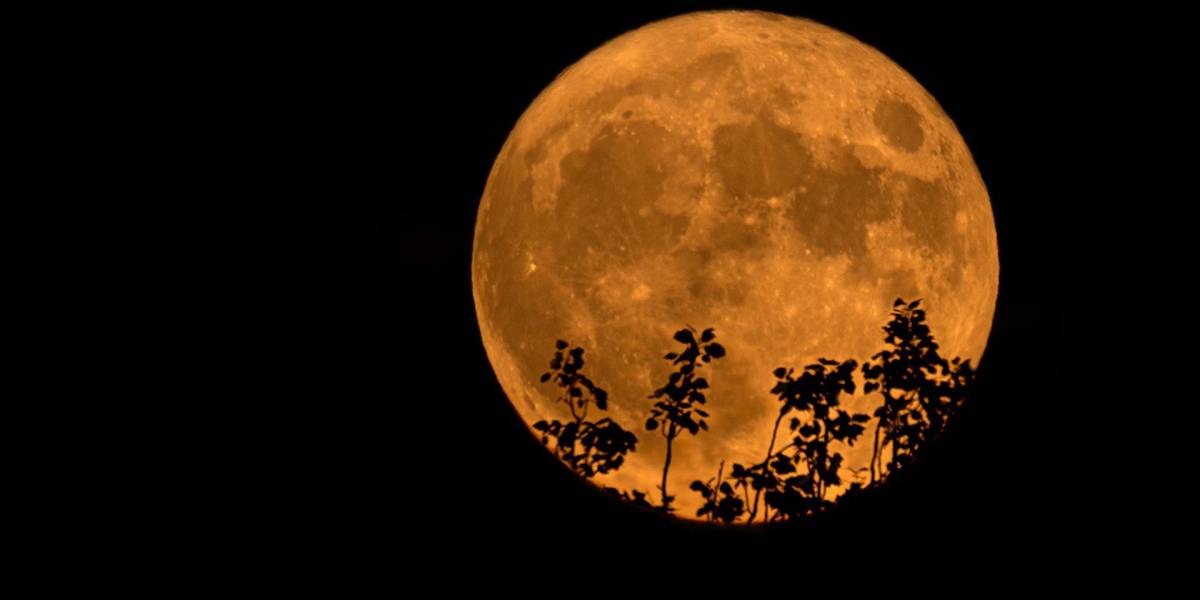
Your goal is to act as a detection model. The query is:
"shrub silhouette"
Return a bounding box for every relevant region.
[533,340,639,480]
[690,460,745,523]
[716,357,868,522]
[603,487,654,510]
[530,299,976,524]
[645,327,726,512]
[862,299,976,484]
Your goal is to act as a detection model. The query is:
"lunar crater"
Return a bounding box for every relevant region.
[874,98,926,152]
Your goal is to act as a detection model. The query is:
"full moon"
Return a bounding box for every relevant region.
[472,11,998,519]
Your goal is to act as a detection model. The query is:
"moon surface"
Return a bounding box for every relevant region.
[472,11,998,519]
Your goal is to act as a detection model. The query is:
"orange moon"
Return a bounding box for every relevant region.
[472,11,998,519]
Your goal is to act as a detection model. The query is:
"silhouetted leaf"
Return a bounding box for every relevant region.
[773,367,787,379]
[705,343,725,358]
[674,329,695,344]
[646,418,658,431]
[771,456,796,474]
[701,328,716,343]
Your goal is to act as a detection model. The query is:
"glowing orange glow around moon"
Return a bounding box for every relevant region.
[471,11,998,520]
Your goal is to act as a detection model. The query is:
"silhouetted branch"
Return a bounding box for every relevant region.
[862,299,975,485]
[724,357,867,521]
[647,326,725,512]
[534,340,638,480]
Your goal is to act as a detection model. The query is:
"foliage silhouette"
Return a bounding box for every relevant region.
[713,357,868,522]
[861,299,976,484]
[690,461,745,524]
[603,487,654,511]
[646,326,726,512]
[529,299,975,524]
[534,340,639,480]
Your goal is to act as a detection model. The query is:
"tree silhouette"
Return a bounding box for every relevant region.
[530,299,977,524]
[720,357,868,522]
[646,327,726,512]
[534,340,639,480]
[862,298,976,484]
